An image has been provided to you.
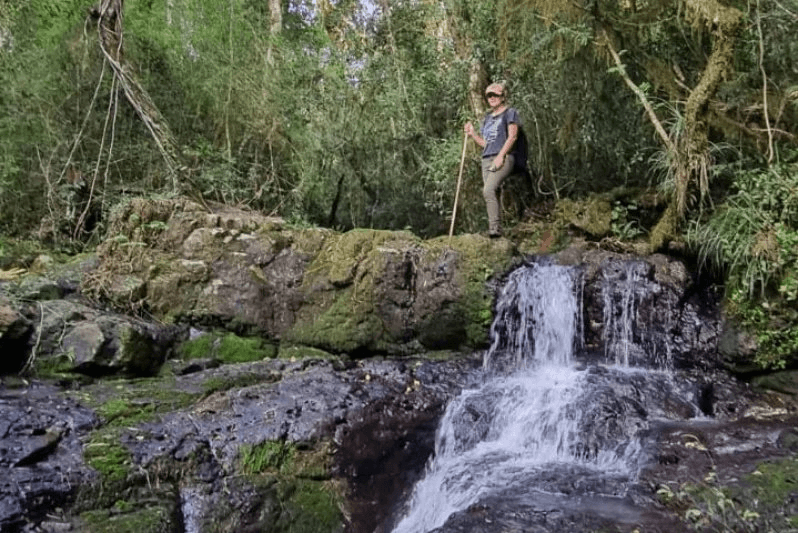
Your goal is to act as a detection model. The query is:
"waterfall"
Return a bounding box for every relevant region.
[391,263,646,533]
[483,263,581,371]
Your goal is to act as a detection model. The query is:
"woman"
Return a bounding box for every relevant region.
[464,82,522,238]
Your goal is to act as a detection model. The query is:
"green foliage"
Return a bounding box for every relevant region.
[178,332,276,363]
[1,0,796,248]
[658,457,798,532]
[611,201,645,240]
[689,158,798,368]
[726,291,798,369]
[240,440,296,475]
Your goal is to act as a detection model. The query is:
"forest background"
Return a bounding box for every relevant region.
[1,0,797,367]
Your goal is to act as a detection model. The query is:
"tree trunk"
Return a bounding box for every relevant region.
[439,0,487,117]
[678,0,744,216]
[267,0,282,63]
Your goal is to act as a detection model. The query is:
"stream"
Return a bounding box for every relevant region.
[391,262,710,533]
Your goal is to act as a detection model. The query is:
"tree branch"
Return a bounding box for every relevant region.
[756,0,774,163]
[601,30,675,153]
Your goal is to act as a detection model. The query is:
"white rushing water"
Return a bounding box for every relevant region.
[392,263,643,533]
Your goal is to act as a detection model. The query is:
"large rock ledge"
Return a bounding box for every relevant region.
[85,197,518,357]
[1,197,731,378]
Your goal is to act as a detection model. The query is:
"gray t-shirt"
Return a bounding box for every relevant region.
[480,108,522,158]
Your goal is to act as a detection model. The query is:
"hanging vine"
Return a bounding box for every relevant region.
[93,0,181,190]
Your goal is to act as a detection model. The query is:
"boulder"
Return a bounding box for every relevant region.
[555,246,722,371]
[24,299,180,377]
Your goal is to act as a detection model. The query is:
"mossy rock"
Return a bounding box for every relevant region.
[178,331,277,364]
[203,441,343,533]
[80,504,178,533]
[555,197,612,238]
[426,234,517,348]
[752,371,798,396]
[285,229,420,354]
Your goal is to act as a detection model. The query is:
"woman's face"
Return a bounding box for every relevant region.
[485,90,504,110]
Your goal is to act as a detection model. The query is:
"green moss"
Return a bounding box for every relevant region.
[33,352,78,379]
[286,229,518,353]
[555,197,612,238]
[278,479,343,533]
[218,332,275,363]
[747,457,798,508]
[233,440,343,532]
[78,376,202,485]
[286,285,387,353]
[84,438,131,482]
[97,398,157,427]
[440,234,517,348]
[286,230,418,354]
[178,334,214,359]
[240,441,296,475]
[177,332,276,363]
[81,505,176,533]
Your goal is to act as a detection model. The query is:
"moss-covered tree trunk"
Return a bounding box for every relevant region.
[648,0,743,249]
[677,0,744,216]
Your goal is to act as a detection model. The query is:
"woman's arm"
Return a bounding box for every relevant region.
[464,122,486,148]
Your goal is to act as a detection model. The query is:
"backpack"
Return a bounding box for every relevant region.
[512,125,529,177]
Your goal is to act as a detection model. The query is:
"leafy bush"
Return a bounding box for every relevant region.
[689,157,798,368]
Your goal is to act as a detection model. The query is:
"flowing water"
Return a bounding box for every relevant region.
[391,261,697,533]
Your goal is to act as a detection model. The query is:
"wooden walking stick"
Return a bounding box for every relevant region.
[449,132,469,241]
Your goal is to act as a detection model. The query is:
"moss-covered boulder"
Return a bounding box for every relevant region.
[19,299,179,378]
[86,198,519,356]
[555,197,612,238]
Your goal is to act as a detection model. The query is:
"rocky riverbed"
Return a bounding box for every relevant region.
[1,198,797,533]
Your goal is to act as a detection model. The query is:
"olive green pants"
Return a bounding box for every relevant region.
[481,155,515,234]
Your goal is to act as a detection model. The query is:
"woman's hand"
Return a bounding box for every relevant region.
[464,122,474,136]
[489,154,505,172]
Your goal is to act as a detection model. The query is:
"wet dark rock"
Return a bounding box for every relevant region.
[429,489,685,533]
[0,296,32,373]
[334,356,482,533]
[0,381,98,532]
[558,250,722,371]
